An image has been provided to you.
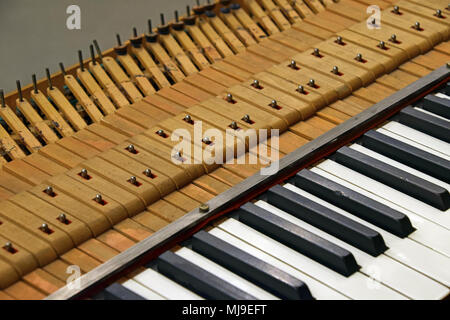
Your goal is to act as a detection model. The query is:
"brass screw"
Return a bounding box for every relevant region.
[199,203,209,213]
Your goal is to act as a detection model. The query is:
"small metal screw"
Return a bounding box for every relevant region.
[199,203,209,213]
[226,93,233,102]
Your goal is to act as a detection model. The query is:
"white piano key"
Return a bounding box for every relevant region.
[382,121,450,157]
[133,268,204,300]
[217,218,407,300]
[282,184,450,298]
[311,164,450,258]
[122,279,166,300]
[317,160,450,230]
[435,92,450,100]
[349,144,450,192]
[414,107,450,122]
[175,247,278,300]
[208,227,349,300]
[376,128,450,161]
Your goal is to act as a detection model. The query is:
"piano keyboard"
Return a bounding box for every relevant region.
[0,0,449,300]
[101,81,450,300]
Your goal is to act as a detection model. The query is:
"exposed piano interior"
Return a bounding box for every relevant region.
[0,0,449,300]
[53,65,450,300]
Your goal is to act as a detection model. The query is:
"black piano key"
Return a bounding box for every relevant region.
[102,283,146,300]
[267,185,388,257]
[295,169,415,237]
[361,130,450,183]
[397,106,450,143]
[192,230,314,300]
[332,146,450,211]
[440,82,450,96]
[420,94,450,119]
[157,251,256,300]
[238,202,360,277]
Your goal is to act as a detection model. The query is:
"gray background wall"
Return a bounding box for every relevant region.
[0,0,190,92]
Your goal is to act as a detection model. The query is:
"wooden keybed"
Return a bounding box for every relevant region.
[0,0,448,299]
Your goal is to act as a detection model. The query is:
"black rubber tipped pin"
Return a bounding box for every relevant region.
[16,80,23,102]
[46,68,53,90]
[78,50,85,72]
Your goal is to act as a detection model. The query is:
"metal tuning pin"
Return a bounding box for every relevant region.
[126,144,137,154]
[332,66,339,75]
[252,79,261,88]
[144,168,153,177]
[32,74,38,94]
[336,36,344,45]
[157,13,170,35]
[242,114,251,123]
[16,80,23,102]
[270,100,278,108]
[130,27,143,48]
[378,40,386,49]
[90,44,97,65]
[308,79,316,87]
[289,60,297,69]
[435,9,443,18]
[172,10,185,31]
[80,168,89,179]
[129,176,139,186]
[183,5,197,25]
[0,89,4,108]
[78,50,85,72]
[44,186,55,196]
[297,85,305,94]
[58,213,69,224]
[3,242,14,253]
[226,93,234,103]
[393,5,400,14]
[355,53,363,62]
[146,19,158,42]
[59,62,67,76]
[95,194,104,204]
[46,68,53,90]
[175,150,183,159]
[413,22,421,30]
[390,34,397,43]
[230,121,238,130]
[40,223,51,234]
[202,136,211,145]
[114,34,128,55]
[313,48,321,57]
[156,129,166,137]
[93,40,104,64]
[184,114,193,123]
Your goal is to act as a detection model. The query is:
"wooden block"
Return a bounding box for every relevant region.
[208,15,246,53]
[131,211,169,232]
[0,233,36,276]
[16,98,59,144]
[47,87,88,131]
[66,163,148,215]
[3,159,50,186]
[47,174,128,225]
[179,183,215,204]
[0,220,56,266]
[158,34,199,76]
[146,41,186,82]
[305,115,336,132]
[171,29,211,70]
[29,184,111,236]
[0,105,42,153]
[258,0,291,31]
[194,175,230,195]
[211,60,252,81]
[129,101,172,121]
[73,129,116,152]
[0,289,15,299]
[147,200,186,222]
[352,82,396,103]
[0,200,74,255]
[78,238,119,263]
[304,10,354,32]
[60,248,101,273]
[56,136,101,160]
[172,81,213,102]
[102,56,143,103]
[291,21,333,40]
[23,269,65,295]
[326,0,368,21]
[143,94,186,116]
[96,229,136,252]
[4,281,46,300]
[43,259,72,282]
[164,191,201,212]
[0,170,32,194]
[328,100,364,117]
[114,218,153,242]
[198,17,235,57]
[23,153,67,176]
[77,69,117,115]
[86,122,128,145]
[116,54,156,96]
[10,192,91,245]
[89,62,131,108]
[232,4,268,41]
[219,9,258,47]
[412,50,450,70]
[115,106,159,129]
[244,0,280,35]
[38,143,84,169]
[157,87,199,108]
[63,74,104,123]
[114,141,190,188]
[185,24,223,63]
[272,0,302,24]
[130,45,171,89]
[101,113,146,137]
[199,67,241,87]
[97,148,176,197]
[183,73,227,95]
[209,167,244,186]
[317,106,351,124]
[290,0,314,19]
[398,61,432,77]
